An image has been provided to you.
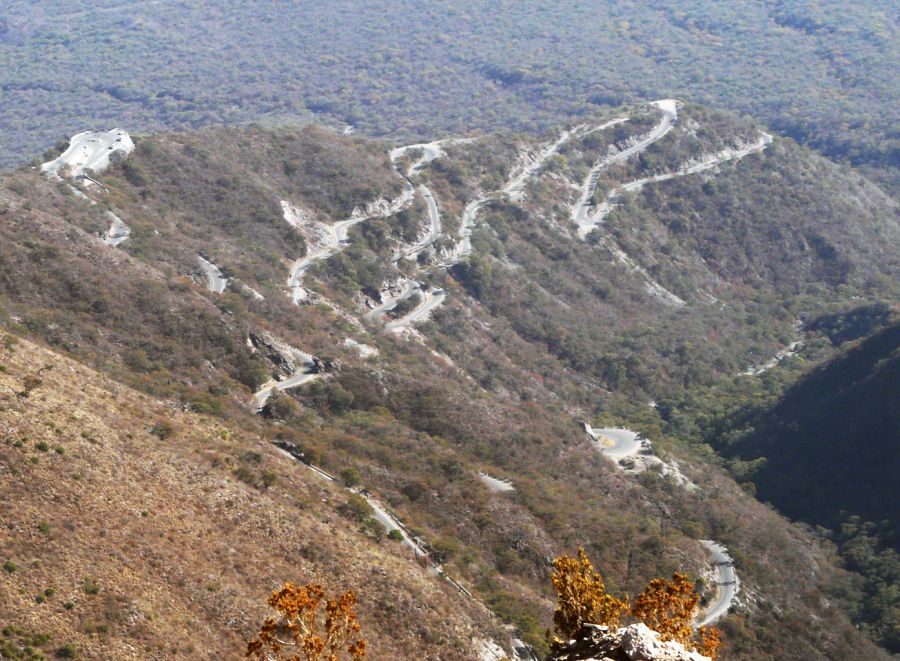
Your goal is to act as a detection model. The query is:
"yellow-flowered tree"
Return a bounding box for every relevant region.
[246,582,366,661]
[546,548,629,651]
[547,549,721,659]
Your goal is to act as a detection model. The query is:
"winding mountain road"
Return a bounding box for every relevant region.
[583,424,736,623]
[364,278,419,322]
[42,129,136,247]
[446,197,490,263]
[446,123,600,266]
[268,120,753,653]
[696,541,739,627]
[399,184,442,261]
[390,140,449,178]
[572,100,677,239]
[373,140,461,330]
[567,100,772,308]
[385,288,447,333]
[253,366,321,409]
[198,255,229,293]
[250,336,320,408]
[389,140,477,264]
[584,132,773,237]
[392,124,606,330]
[574,106,772,239]
[286,186,415,303]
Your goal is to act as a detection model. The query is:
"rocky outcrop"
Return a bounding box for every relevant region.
[550,624,710,661]
[247,331,316,376]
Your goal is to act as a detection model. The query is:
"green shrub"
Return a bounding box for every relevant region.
[150,419,177,440]
[337,494,372,523]
[387,529,404,541]
[3,560,16,573]
[239,451,262,464]
[340,467,361,488]
[260,470,277,489]
[82,622,108,635]
[56,643,78,658]
[82,578,100,595]
[234,466,256,487]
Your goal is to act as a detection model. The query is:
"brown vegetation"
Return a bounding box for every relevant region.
[0,337,502,659]
[0,109,895,659]
[246,583,366,661]
[548,549,721,659]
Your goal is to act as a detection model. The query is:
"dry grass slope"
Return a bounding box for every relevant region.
[0,336,501,660]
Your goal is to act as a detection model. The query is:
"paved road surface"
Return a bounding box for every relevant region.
[253,366,320,409]
[577,129,771,238]
[287,185,415,303]
[400,184,442,261]
[448,123,592,265]
[696,540,739,627]
[197,255,229,293]
[364,278,419,322]
[584,424,643,460]
[583,424,737,624]
[42,129,136,247]
[572,101,677,238]
[385,289,447,333]
[478,473,515,493]
[42,129,133,179]
[504,124,591,201]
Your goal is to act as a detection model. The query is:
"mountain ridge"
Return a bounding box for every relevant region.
[1,98,896,658]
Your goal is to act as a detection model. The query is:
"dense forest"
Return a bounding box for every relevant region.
[2,0,898,191]
[724,322,899,537]
[661,304,899,651]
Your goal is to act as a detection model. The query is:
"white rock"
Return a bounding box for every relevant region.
[619,623,711,661]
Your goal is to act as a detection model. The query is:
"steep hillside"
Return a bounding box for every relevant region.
[724,322,900,536]
[660,309,899,652]
[0,336,506,660]
[0,102,896,658]
[727,321,900,652]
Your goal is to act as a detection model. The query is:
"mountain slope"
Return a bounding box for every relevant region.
[725,322,900,537]
[0,103,896,658]
[0,335,505,660]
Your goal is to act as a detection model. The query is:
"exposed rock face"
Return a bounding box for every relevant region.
[550,624,710,661]
[248,331,315,376]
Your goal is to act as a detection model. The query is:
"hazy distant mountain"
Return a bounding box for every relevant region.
[2,1,898,190]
